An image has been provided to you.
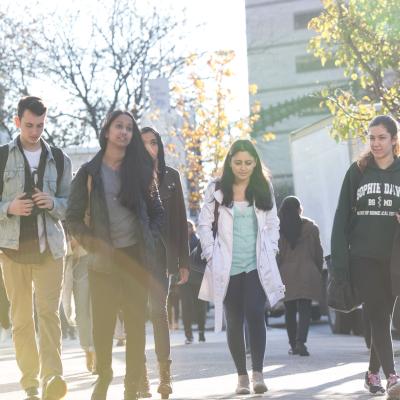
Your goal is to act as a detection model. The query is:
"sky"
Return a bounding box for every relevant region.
[2,0,250,116]
[172,0,249,112]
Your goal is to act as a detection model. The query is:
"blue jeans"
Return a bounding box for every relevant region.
[148,264,170,362]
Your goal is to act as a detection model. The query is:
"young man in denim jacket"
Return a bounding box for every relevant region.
[0,96,72,400]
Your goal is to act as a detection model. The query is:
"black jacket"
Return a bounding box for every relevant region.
[66,151,164,273]
[159,166,189,274]
[331,159,400,291]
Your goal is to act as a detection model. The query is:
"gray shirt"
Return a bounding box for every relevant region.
[101,162,140,248]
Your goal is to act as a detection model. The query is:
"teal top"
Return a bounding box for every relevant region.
[230,201,258,276]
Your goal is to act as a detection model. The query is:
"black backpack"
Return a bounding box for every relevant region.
[0,144,64,200]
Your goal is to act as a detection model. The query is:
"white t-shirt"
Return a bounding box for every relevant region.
[23,147,46,253]
[23,148,41,173]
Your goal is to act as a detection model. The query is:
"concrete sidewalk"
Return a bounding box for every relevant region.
[0,320,395,399]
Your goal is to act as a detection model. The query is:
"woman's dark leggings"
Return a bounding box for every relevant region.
[284,299,312,348]
[223,270,266,375]
[351,256,396,378]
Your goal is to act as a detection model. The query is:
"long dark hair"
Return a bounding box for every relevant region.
[140,126,166,183]
[99,110,155,211]
[358,115,400,172]
[279,196,302,249]
[219,139,273,210]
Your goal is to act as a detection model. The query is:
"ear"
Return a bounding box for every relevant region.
[14,116,21,129]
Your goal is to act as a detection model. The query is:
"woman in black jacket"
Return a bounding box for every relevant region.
[139,126,189,399]
[331,115,400,398]
[66,111,163,400]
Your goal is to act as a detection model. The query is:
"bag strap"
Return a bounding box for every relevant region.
[84,174,93,227]
[350,164,363,214]
[212,201,219,238]
[50,146,64,194]
[0,144,9,201]
[212,181,221,238]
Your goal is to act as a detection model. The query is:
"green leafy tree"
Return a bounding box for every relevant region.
[308,0,400,140]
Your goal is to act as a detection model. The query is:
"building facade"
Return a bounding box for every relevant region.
[245,0,347,201]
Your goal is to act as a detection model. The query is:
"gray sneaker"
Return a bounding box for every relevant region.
[235,374,250,395]
[364,371,385,395]
[252,371,268,394]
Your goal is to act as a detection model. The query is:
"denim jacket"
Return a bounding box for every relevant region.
[0,137,72,259]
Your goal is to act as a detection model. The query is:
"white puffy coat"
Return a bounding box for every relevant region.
[198,181,285,332]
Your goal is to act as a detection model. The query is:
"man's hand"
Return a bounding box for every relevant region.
[32,188,54,210]
[177,267,190,285]
[7,193,34,216]
[396,212,400,224]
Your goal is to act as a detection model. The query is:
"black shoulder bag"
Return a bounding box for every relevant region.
[327,166,362,313]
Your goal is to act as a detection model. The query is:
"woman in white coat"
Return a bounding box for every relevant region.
[198,139,285,395]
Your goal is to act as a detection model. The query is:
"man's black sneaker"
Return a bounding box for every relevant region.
[295,343,310,356]
[24,386,40,400]
[184,337,193,345]
[364,371,385,395]
[288,347,299,355]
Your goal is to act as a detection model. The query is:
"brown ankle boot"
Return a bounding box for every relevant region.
[157,360,172,399]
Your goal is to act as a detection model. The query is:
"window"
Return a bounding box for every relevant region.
[294,9,322,30]
[295,54,336,73]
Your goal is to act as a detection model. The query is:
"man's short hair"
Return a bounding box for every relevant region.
[17,96,47,119]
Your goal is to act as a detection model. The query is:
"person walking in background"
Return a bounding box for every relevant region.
[114,311,126,347]
[167,274,181,331]
[62,233,95,373]
[140,126,189,399]
[67,111,163,400]
[0,96,72,400]
[277,196,323,357]
[59,302,76,340]
[180,220,207,344]
[331,115,400,398]
[198,139,285,395]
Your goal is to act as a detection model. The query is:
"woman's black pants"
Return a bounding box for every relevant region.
[284,298,312,349]
[180,276,207,340]
[351,256,396,378]
[89,245,148,387]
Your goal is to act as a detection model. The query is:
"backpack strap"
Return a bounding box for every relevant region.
[50,146,65,194]
[0,144,10,201]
